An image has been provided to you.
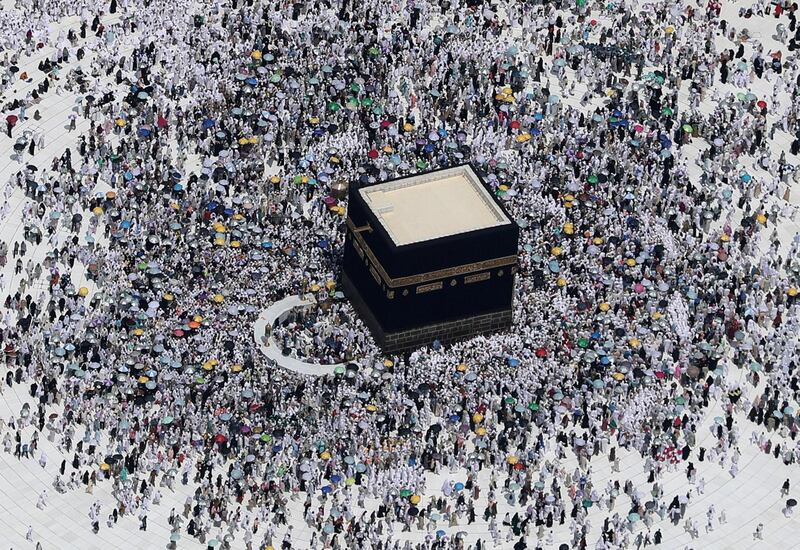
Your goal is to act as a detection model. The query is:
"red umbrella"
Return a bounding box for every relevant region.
[510,120,521,129]
[367,149,379,159]
[214,434,227,443]
[756,100,767,110]
[157,116,168,128]
[173,329,185,337]
[535,347,547,358]
[6,114,18,126]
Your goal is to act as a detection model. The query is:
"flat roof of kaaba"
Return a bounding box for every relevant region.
[358,165,511,246]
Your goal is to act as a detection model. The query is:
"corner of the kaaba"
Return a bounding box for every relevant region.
[341,164,520,353]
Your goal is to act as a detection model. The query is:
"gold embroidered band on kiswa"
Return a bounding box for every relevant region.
[347,218,517,288]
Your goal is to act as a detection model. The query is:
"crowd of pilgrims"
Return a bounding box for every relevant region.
[0,0,798,548]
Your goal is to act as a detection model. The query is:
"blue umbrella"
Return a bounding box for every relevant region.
[245,77,258,86]
[202,118,215,129]
[137,127,151,137]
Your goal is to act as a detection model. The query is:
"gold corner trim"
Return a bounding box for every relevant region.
[347,217,517,288]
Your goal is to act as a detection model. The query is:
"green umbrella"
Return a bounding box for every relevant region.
[416,160,428,169]
[578,338,589,349]
[399,489,413,498]
[328,101,341,112]
[682,124,693,133]
[528,402,539,411]
[269,73,281,83]
[362,97,374,107]
[661,106,673,116]
[587,175,598,184]
[368,46,380,56]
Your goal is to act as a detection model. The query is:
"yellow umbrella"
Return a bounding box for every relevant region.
[665,25,675,34]
[309,116,320,125]
[212,222,226,232]
[132,328,144,337]
[214,237,226,246]
[251,50,262,60]
[231,364,243,373]
[366,404,377,412]
[170,201,181,210]
[557,277,567,287]
[202,362,214,371]
[138,376,149,384]
[495,93,507,102]
[164,293,174,301]
[472,412,483,423]
[498,184,509,192]
[383,359,394,367]
[115,118,126,127]
[409,494,421,505]
[310,284,321,292]
[564,201,574,208]
[456,363,467,372]
[403,123,414,132]
[720,233,731,242]
[563,223,574,235]
[551,246,562,256]
[789,287,798,297]
[336,206,346,216]
[230,241,241,248]
[502,87,513,95]
[475,426,487,436]
[515,133,531,143]
[213,294,224,303]
[593,237,604,245]
[626,258,637,267]
[193,315,204,322]
[100,463,111,471]
[238,137,249,145]
[756,213,767,224]
[563,194,575,202]
[506,455,519,465]
[612,372,625,381]
[651,311,664,320]
[629,338,641,348]
[598,302,610,312]
[270,175,280,184]
[325,280,336,290]
[383,145,393,153]
[320,451,331,460]
[92,206,103,216]
[78,287,89,297]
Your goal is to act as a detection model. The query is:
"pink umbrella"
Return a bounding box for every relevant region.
[633,283,645,293]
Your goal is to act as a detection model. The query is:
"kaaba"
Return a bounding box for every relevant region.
[342,164,519,353]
